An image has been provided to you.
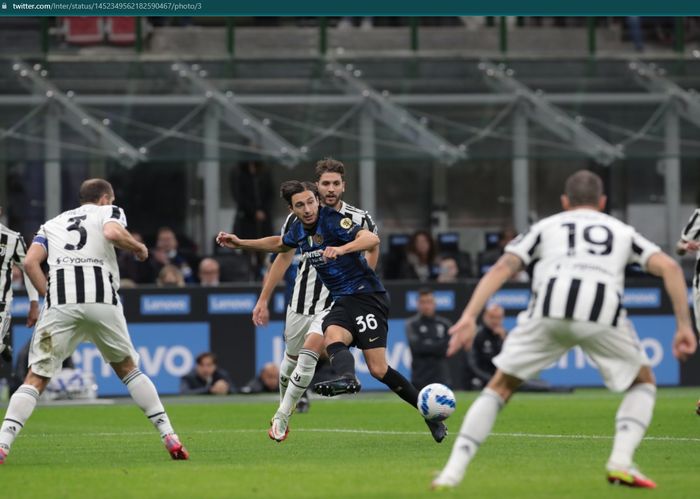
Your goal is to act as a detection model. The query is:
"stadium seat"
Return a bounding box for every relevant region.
[62,17,104,45]
[106,17,136,45]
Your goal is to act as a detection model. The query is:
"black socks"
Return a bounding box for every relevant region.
[381,367,419,408]
[326,342,356,379]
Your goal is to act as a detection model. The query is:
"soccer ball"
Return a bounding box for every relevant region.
[418,383,456,422]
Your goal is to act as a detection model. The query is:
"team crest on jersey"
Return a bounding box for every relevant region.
[340,217,353,229]
[307,234,324,247]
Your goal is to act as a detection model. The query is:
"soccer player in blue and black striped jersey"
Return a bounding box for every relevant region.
[217,180,447,443]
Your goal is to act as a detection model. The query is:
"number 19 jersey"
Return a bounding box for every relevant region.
[33,204,127,308]
[506,208,660,327]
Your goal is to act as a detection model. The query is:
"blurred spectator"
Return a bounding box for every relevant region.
[231,160,274,279]
[478,227,516,270]
[198,258,220,286]
[11,266,24,291]
[157,264,185,287]
[467,303,506,389]
[240,362,279,394]
[625,17,677,52]
[180,352,233,395]
[406,288,452,389]
[477,227,522,278]
[398,230,438,281]
[118,231,157,284]
[626,17,644,51]
[436,255,460,283]
[152,227,195,283]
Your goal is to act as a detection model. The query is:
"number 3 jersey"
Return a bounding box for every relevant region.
[506,208,660,326]
[33,204,127,308]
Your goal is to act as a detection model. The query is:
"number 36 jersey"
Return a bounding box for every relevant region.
[33,204,127,308]
[506,208,660,327]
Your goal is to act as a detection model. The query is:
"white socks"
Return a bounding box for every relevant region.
[607,383,656,470]
[279,353,298,403]
[123,369,174,438]
[0,384,40,453]
[278,349,318,418]
[435,388,505,486]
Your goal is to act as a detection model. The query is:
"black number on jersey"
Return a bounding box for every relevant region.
[562,222,613,256]
[64,215,88,251]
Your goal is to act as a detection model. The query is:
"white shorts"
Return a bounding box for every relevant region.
[493,317,651,393]
[284,306,328,357]
[29,303,139,379]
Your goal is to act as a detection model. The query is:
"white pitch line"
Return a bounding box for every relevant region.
[20,428,700,443]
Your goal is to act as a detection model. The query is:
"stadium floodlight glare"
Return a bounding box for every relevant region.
[479,61,624,166]
[171,62,305,167]
[630,61,700,128]
[325,60,467,165]
[11,61,146,167]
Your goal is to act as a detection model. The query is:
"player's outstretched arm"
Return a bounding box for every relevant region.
[253,251,295,326]
[216,232,290,254]
[446,252,523,356]
[23,243,48,298]
[646,252,698,361]
[322,229,379,260]
[104,222,148,261]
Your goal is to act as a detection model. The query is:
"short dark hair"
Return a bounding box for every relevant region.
[564,170,604,207]
[315,157,345,181]
[157,226,176,237]
[280,180,318,206]
[418,287,433,297]
[79,178,114,204]
[196,352,216,365]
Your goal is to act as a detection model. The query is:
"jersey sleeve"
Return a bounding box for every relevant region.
[680,209,700,242]
[102,205,128,228]
[12,235,39,301]
[282,227,299,248]
[280,213,296,237]
[504,225,542,266]
[629,231,661,270]
[31,225,48,252]
[362,211,378,235]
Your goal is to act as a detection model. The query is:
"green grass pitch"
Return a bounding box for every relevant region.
[1,388,698,498]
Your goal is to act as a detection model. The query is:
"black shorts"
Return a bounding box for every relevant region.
[322,292,390,350]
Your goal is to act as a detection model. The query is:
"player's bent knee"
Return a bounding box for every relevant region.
[369,365,388,379]
[486,370,522,402]
[303,333,325,354]
[324,326,353,346]
[631,365,656,387]
[366,358,389,379]
[25,369,50,393]
[111,356,138,379]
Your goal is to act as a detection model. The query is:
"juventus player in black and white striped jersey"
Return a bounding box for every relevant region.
[252,158,379,442]
[433,170,697,490]
[0,179,188,464]
[0,207,39,361]
[675,208,700,415]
